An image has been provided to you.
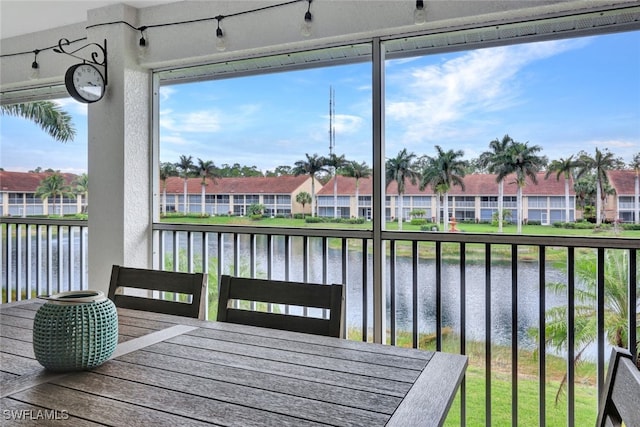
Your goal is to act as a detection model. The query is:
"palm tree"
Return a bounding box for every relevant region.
[478,135,514,233]
[545,156,584,223]
[159,162,176,216]
[342,161,371,219]
[1,101,76,142]
[579,148,616,226]
[386,149,420,230]
[502,141,546,233]
[631,152,640,225]
[196,158,220,216]
[420,145,468,232]
[530,250,639,403]
[73,173,89,214]
[295,191,312,217]
[325,153,348,218]
[35,172,75,216]
[175,155,195,214]
[292,153,328,217]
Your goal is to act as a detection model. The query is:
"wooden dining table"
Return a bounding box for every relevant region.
[1,299,467,426]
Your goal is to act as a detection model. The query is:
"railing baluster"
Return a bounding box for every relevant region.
[512,244,518,427]
[460,242,466,427]
[57,225,63,292]
[436,240,442,351]
[16,224,22,300]
[390,239,396,346]
[596,248,606,406]
[412,240,418,349]
[46,225,53,296]
[485,242,492,426]
[567,246,575,427]
[539,245,546,427]
[629,248,637,366]
[362,238,368,342]
[26,224,32,299]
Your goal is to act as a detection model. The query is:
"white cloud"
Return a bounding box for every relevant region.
[386,39,584,146]
[589,139,637,149]
[333,114,364,135]
[161,134,190,145]
[55,98,87,116]
[160,109,222,133]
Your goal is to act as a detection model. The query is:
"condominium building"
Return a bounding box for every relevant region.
[317,172,577,224]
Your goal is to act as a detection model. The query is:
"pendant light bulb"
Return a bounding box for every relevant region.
[30,50,40,80]
[215,18,226,51]
[301,0,312,37]
[138,27,148,61]
[414,0,426,25]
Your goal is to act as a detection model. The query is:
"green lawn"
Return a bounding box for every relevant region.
[160,215,640,238]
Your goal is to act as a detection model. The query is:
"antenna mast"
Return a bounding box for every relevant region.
[329,86,335,155]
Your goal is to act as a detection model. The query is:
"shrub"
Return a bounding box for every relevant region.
[410,218,427,226]
[622,223,640,231]
[304,216,325,223]
[421,224,440,232]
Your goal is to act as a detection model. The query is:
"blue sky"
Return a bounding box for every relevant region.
[2,30,638,174]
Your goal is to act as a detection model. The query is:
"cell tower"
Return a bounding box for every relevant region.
[329,86,335,156]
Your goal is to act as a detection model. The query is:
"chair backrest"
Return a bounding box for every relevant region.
[108,265,207,319]
[217,275,345,338]
[596,346,640,427]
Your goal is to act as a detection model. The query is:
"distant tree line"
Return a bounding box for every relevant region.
[161,136,639,230]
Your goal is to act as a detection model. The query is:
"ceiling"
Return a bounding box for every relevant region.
[0,1,175,40]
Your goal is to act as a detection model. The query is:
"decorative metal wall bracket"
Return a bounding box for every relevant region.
[54,38,108,86]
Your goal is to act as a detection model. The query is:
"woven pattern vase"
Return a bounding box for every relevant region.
[33,290,118,372]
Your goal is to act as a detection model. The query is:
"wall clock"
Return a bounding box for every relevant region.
[54,38,108,104]
[65,63,106,103]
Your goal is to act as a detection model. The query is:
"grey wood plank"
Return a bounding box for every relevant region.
[189,326,429,370]
[117,323,160,339]
[0,300,40,311]
[197,319,432,360]
[143,341,412,396]
[116,307,204,326]
[387,352,468,427]
[0,371,19,383]
[117,314,180,331]
[0,324,33,341]
[1,397,104,426]
[0,306,37,319]
[110,324,197,359]
[55,363,382,426]
[0,353,40,376]
[167,333,421,382]
[10,383,217,427]
[105,352,402,414]
[0,314,34,329]
[1,325,196,398]
[0,337,34,359]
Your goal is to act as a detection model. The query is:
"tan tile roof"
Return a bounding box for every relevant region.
[607,170,636,195]
[0,170,78,192]
[162,175,312,194]
[319,172,574,196]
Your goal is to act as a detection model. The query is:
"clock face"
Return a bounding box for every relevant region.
[65,64,106,103]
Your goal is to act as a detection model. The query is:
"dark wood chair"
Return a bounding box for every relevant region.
[217,275,345,338]
[108,265,207,319]
[596,346,640,427]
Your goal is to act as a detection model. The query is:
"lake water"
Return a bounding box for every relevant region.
[4,231,578,353]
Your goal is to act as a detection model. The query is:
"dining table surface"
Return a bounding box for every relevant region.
[1,298,467,426]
